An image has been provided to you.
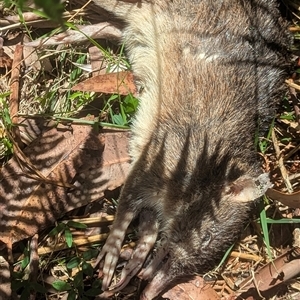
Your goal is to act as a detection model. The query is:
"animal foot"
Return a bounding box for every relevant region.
[138,237,168,280]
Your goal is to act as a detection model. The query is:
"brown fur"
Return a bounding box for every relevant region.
[92,0,290,299]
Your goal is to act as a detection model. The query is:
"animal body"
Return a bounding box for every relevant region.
[92,0,290,299]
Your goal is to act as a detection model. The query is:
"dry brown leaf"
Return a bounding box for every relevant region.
[0,37,13,70]
[237,247,300,299]
[0,49,12,69]
[266,188,300,208]
[0,123,130,246]
[162,276,220,300]
[18,118,53,145]
[89,46,107,76]
[22,35,53,72]
[72,71,137,95]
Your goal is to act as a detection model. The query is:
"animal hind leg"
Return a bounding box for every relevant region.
[106,209,159,293]
[93,208,135,291]
[94,172,149,291]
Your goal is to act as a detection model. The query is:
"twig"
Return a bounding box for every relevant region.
[67,0,93,22]
[38,233,109,255]
[284,143,300,161]
[2,123,74,188]
[29,234,39,300]
[0,9,99,32]
[9,44,23,149]
[285,79,300,91]
[61,215,114,226]
[271,129,293,193]
[230,251,262,262]
[289,86,300,125]
[289,26,300,32]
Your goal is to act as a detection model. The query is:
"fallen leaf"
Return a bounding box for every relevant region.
[237,247,300,298]
[0,49,12,69]
[0,123,130,246]
[89,46,107,76]
[266,188,300,208]
[23,35,53,72]
[162,276,220,300]
[72,71,137,95]
[18,118,54,145]
[0,37,12,69]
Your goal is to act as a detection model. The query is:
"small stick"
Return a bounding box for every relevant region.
[37,233,109,255]
[289,86,300,125]
[29,234,39,300]
[271,129,293,193]
[285,79,300,91]
[9,44,23,149]
[230,251,262,262]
